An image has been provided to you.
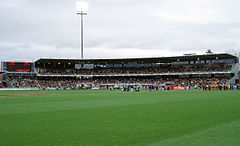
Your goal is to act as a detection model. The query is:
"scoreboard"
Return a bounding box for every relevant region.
[5,62,33,72]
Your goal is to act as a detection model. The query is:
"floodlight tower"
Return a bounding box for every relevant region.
[76,1,88,59]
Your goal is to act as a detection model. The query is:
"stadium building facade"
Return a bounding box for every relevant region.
[1,53,239,90]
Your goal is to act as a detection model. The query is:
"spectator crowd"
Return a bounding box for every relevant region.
[5,64,237,90]
[6,76,238,91]
[37,65,232,76]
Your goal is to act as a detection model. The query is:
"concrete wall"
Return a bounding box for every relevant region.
[230,63,239,84]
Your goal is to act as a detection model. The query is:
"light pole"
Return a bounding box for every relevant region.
[76,1,88,59]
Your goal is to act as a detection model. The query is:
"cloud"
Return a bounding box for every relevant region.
[0,0,240,63]
[0,0,26,8]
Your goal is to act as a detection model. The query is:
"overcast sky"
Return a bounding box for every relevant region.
[0,0,240,62]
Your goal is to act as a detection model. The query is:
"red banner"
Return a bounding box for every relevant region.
[171,86,190,90]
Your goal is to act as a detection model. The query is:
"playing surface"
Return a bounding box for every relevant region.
[0,90,240,145]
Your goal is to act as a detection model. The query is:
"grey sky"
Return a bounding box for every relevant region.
[0,0,240,62]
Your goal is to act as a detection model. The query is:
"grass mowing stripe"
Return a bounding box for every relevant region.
[0,91,235,115]
[0,90,239,145]
[148,119,240,146]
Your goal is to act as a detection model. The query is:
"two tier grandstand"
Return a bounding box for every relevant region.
[1,53,239,90]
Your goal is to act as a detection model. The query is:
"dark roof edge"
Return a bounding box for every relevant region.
[35,53,238,62]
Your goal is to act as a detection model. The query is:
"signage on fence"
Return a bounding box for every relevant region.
[171,86,190,90]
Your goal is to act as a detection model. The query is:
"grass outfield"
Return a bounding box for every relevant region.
[0,90,240,146]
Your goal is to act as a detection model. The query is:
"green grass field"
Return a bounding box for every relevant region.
[0,90,240,146]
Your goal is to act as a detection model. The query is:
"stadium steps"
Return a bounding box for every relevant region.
[58,81,63,89]
[35,80,42,90]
